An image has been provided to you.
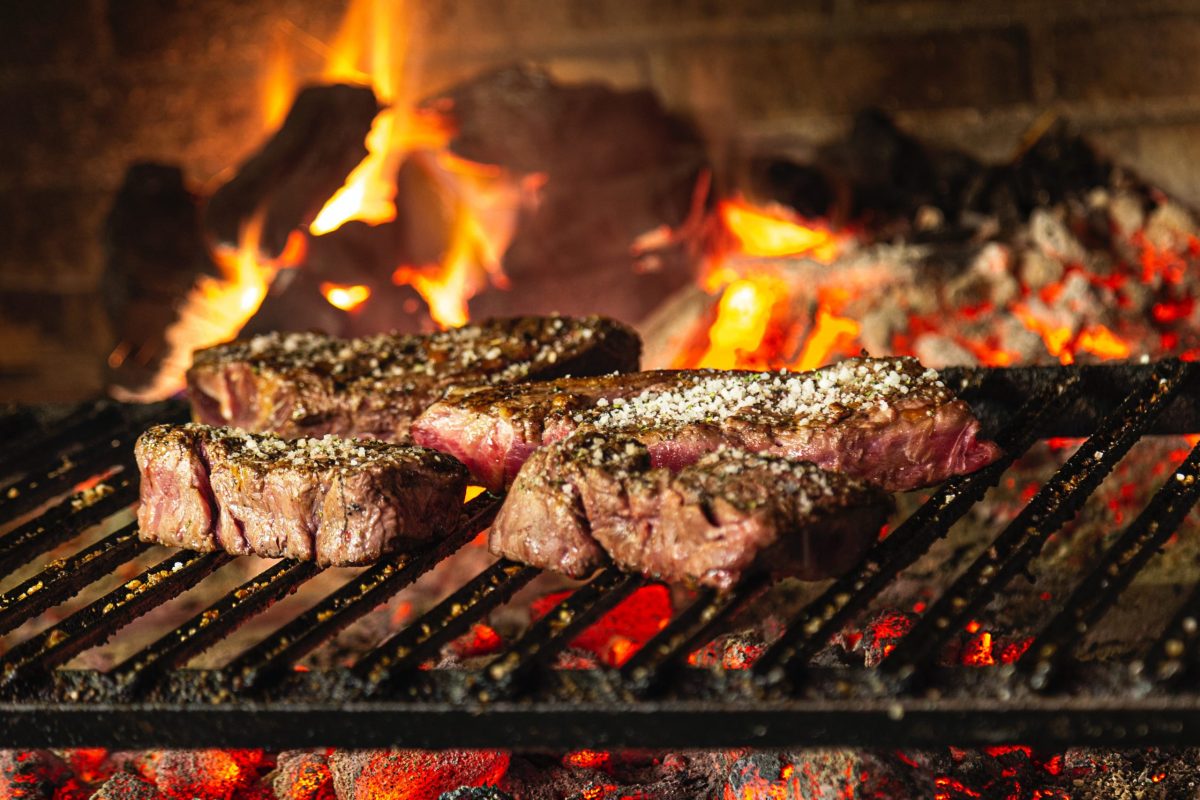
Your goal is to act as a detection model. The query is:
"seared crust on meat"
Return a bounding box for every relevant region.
[187,315,641,441]
[135,423,467,565]
[491,433,893,589]
[414,356,1002,492]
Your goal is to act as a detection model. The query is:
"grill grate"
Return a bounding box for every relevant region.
[2,361,1200,749]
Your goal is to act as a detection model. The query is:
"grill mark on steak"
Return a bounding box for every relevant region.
[412,356,1002,492]
[187,315,640,442]
[491,433,893,589]
[135,424,468,565]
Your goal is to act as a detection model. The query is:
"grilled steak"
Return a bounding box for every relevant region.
[491,433,893,588]
[187,315,640,442]
[135,423,468,565]
[413,356,1001,492]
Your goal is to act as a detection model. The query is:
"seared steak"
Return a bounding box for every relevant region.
[187,315,640,442]
[491,433,893,588]
[413,356,1001,492]
[135,423,467,565]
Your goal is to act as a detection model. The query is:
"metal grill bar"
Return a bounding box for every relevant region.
[0,550,230,687]
[0,362,1198,748]
[883,360,1191,678]
[0,470,139,577]
[0,523,150,637]
[620,575,768,696]
[1023,438,1200,690]
[751,380,1070,689]
[0,441,130,525]
[356,558,538,695]
[0,402,120,478]
[482,568,642,699]
[111,559,322,695]
[228,494,502,691]
[1145,567,1200,683]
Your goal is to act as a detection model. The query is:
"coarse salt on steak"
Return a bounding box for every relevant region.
[413,356,1001,492]
[491,433,893,589]
[135,423,468,565]
[187,315,640,442]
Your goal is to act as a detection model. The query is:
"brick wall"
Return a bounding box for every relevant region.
[3,0,1200,400]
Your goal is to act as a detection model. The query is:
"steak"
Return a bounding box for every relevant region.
[135,423,468,565]
[491,433,893,588]
[413,356,1002,492]
[187,315,640,442]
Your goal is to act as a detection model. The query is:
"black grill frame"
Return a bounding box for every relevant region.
[2,360,1200,749]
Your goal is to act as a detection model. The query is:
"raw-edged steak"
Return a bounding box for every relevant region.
[491,433,893,589]
[135,423,468,565]
[187,315,640,442]
[413,356,1001,492]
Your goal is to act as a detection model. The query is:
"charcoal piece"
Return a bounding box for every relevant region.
[329,750,510,800]
[204,83,380,257]
[272,750,334,800]
[0,749,82,800]
[103,162,218,396]
[89,772,163,800]
[423,65,706,325]
[438,788,514,800]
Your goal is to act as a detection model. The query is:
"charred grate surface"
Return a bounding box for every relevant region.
[1,361,1200,748]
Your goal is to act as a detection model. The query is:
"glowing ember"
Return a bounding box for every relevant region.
[563,750,612,770]
[319,282,371,312]
[531,585,672,667]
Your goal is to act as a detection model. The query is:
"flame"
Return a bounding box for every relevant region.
[1076,323,1132,359]
[262,27,294,131]
[304,0,514,328]
[684,199,858,371]
[720,199,842,262]
[320,282,371,311]
[697,277,783,369]
[111,214,284,402]
[794,303,861,372]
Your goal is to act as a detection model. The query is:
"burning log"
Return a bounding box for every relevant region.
[328,750,510,800]
[204,84,380,257]
[428,66,707,325]
[103,163,219,397]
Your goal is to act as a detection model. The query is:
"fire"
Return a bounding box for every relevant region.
[111,214,285,402]
[697,277,783,369]
[298,0,517,328]
[688,201,855,371]
[795,298,861,372]
[320,282,371,312]
[719,200,842,263]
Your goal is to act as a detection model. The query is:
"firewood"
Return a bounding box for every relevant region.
[204,83,380,257]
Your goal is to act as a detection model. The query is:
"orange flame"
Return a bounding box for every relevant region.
[720,199,842,262]
[697,277,783,369]
[112,215,284,402]
[304,0,515,328]
[689,200,854,371]
[794,303,861,372]
[320,282,371,312]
